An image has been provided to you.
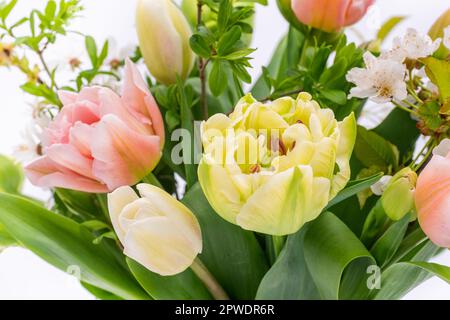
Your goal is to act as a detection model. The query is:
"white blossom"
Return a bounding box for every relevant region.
[346,52,407,103]
[382,28,441,62]
[370,175,393,196]
[433,138,450,157]
[444,25,450,50]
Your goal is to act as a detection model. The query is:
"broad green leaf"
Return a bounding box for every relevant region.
[304,212,376,299]
[377,16,406,42]
[360,199,388,247]
[217,25,242,56]
[371,240,442,299]
[354,125,399,170]
[256,225,320,299]
[0,223,16,250]
[190,34,211,58]
[0,155,23,194]
[370,214,410,267]
[373,107,420,158]
[54,188,104,221]
[326,172,383,209]
[319,89,347,105]
[0,193,148,300]
[182,184,269,299]
[390,225,427,264]
[127,258,212,300]
[422,57,450,102]
[81,282,123,300]
[209,59,229,96]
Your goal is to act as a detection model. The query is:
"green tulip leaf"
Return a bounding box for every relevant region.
[371,240,443,299]
[182,183,269,299]
[256,225,320,299]
[0,154,24,194]
[304,212,377,300]
[370,214,410,267]
[422,57,450,102]
[0,192,148,300]
[326,172,383,209]
[127,258,212,300]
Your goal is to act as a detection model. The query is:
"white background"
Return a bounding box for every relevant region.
[0,0,449,299]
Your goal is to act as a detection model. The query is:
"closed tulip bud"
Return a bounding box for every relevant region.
[136,0,195,85]
[428,8,450,59]
[198,93,356,235]
[290,0,374,33]
[108,183,202,276]
[381,167,417,221]
[415,139,450,248]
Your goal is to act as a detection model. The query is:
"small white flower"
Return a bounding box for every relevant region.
[346,52,407,103]
[444,26,450,50]
[13,101,53,164]
[432,138,450,157]
[106,38,135,70]
[382,28,441,62]
[370,175,393,196]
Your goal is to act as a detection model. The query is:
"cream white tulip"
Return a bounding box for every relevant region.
[108,183,202,276]
[136,0,195,85]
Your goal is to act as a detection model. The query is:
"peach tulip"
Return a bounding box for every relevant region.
[415,140,450,248]
[291,0,374,33]
[25,59,165,193]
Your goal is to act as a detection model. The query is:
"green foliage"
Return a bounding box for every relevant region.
[183,184,269,299]
[189,0,256,97]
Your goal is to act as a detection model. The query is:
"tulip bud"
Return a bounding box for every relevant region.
[108,184,202,276]
[381,167,417,221]
[428,8,450,59]
[290,0,374,33]
[198,92,356,235]
[136,0,195,85]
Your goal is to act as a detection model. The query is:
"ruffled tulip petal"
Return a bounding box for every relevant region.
[198,158,244,224]
[330,113,356,198]
[107,186,140,243]
[122,58,165,147]
[123,216,199,276]
[46,143,95,180]
[416,155,450,247]
[237,166,316,235]
[25,156,108,193]
[91,114,161,190]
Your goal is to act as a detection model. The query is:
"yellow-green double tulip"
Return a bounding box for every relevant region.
[136,0,195,85]
[198,92,356,235]
[108,183,202,276]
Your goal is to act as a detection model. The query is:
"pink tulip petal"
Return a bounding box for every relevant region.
[344,0,374,26]
[91,114,161,190]
[58,90,78,105]
[46,143,96,180]
[69,122,95,157]
[122,58,165,146]
[25,156,108,193]
[416,155,450,247]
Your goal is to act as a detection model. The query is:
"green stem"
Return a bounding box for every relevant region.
[141,172,163,189]
[413,139,436,172]
[190,258,229,300]
[272,235,286,260]
[392,100,418,116]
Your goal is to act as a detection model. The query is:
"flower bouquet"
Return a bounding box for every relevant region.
[0,0,449,300]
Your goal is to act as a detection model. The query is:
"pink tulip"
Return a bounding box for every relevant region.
[25,59,165,193]
[415,147,450,248]
[291,0,374,33]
